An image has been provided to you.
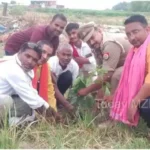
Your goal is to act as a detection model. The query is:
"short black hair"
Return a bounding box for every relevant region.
[37,40,54,49]
[20,42,42,58]
[51,13,67,23]
[65,23,79,34]
[124,14,148,26]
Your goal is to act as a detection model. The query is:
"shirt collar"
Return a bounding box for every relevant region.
[15,54,34,79]
[15,54,21,66]
[56,56,70,69]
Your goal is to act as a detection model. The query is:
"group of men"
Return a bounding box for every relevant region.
[0,12,150,129]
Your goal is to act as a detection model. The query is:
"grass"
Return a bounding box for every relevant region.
[0,112,149,149]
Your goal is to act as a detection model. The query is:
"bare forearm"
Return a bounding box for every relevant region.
[134,83,150,103]
[75,57,90,65]
[86,83,102,94]
[85,71,113,94]
[54,85,71,108]
[51,72,57,84]
[95,71,113,83]
[82,58,90,64]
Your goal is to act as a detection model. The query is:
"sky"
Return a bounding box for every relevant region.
[0,0,133,10]
[57,0,132,10]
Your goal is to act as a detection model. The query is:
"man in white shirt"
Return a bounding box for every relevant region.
[34,40,75,115]
[65,23,96,74]
[0,42,60,126]
[48,43,79,95]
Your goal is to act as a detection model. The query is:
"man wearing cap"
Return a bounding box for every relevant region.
[78,22,131,103]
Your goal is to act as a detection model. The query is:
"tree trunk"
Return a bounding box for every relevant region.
[2,2,8,16]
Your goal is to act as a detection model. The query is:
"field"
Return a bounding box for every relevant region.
[0,6,150,148]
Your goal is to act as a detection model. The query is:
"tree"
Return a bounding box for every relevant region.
[112,2,130,11]
[112,1,150,12]
[10,1,16,5]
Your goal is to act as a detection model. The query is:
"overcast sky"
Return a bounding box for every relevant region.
[0,0,133,10]
[57,0,132,10]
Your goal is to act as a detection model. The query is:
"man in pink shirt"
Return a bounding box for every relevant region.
[4,14,67,55]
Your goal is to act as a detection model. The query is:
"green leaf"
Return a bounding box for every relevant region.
[105,86,110,96]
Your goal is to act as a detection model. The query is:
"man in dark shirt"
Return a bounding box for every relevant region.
[4,13,67,55]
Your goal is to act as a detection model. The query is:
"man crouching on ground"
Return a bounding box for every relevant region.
[0,42,60,126]
[33,40,75,116]
[48,43,79,112]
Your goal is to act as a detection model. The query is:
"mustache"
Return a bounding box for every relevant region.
[131,39,138,44]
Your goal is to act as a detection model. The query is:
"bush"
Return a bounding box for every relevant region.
[9,5,27,16]
[35,8,141,17]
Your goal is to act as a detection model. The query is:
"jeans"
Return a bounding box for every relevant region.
[57,70,72,95]
[139,97,150,127]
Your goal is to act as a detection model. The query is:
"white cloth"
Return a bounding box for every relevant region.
[9,114,36,126]
[0,94,35,126]
[73,41,96,72]
[48,56,79,82]
[0,54,49,110]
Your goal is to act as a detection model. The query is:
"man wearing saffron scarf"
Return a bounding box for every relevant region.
[33,41,75,114]
[32,40,57,111]
[109,15,150,127]
[65,23,96,74]
[0,42,60,126]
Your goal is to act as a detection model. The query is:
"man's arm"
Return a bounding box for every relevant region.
[78,42,122,96]
[134,84,150,103]
[51,72,57,85]
[51,72,74,112]
[74,57,90,65]
[75,54,96,65]
[130,44,150,105]
[132,44,150,105]
[30,27,43,42]
[54,84,73,110]
[7,72,49,110]
[128,44,150,123]
[78,71,114,95]
[127,83,150,123]
[7,71,63,120]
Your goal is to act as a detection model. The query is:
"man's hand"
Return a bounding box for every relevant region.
[74,57,89,65]
[78,88,89,96]
[63,100,76,119]
[65,102,74,112]
[104,95,114,102]
[36,106,62,123]
[127,99,139,123]
[46,107,62,123]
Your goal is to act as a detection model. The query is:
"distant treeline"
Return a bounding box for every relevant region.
[113,1,150,12]
[35,8,149,17]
